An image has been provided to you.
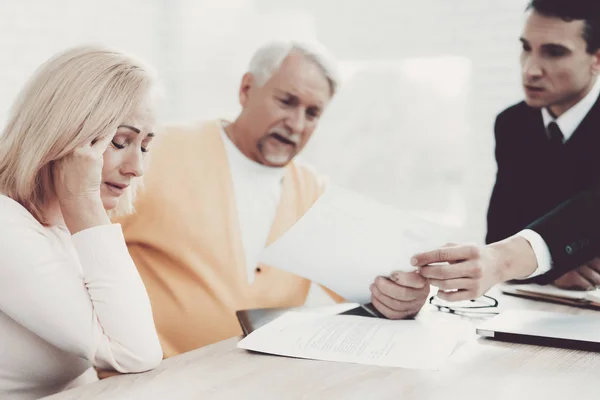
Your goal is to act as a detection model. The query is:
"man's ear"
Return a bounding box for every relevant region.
[239,72,254,107]
[591,49,600,76]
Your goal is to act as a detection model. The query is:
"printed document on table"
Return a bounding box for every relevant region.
[259,184,454,303]
[237,312,459,370]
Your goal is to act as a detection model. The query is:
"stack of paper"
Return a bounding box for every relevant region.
[259,184,455,303]
[237,312,460,370]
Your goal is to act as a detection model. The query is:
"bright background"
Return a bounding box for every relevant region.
[0,0,531,242]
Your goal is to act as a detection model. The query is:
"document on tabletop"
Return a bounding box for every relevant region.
[259,184,454,303]
[237,312,459,370]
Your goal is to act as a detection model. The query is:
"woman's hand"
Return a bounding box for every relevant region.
[53,134,113,233]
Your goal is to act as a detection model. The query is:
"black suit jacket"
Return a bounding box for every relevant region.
[487,98,600,245]
[487,98,600,282]
[526,181,600,283]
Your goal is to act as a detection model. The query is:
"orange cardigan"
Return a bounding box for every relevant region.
[115,120,339,357]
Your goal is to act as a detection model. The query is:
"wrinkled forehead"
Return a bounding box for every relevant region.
[268,55,332,105]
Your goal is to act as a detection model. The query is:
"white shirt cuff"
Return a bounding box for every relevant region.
[515,229,553,279]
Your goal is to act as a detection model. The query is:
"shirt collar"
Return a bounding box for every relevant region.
[541,78,600,142]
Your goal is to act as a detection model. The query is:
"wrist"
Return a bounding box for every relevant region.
[58,191,101,208]
[488,235,538,281]
[60,197,110,234]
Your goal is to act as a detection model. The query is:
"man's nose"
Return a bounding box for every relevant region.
[285,108,306,134]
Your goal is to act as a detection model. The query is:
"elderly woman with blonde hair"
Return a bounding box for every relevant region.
[0,45,163,399]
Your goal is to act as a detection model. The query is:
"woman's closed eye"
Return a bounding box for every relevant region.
[111,139,126,149]
[111,139,151,153]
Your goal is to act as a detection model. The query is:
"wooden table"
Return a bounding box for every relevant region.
[45,292,600,400]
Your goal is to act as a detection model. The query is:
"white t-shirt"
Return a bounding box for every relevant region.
[220,124,286,283]
[219,124,334,305]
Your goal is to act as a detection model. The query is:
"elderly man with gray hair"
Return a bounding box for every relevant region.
[115,40,429,359]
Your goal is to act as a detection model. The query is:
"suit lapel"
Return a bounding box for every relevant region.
[565,94,600,147]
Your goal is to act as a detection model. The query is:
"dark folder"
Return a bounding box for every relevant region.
[236,303,386,336]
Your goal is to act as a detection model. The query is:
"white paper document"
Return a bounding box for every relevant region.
[259,184,454,303]
[237,312,459,370]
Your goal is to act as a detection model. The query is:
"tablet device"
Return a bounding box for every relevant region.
[476,309,600,352]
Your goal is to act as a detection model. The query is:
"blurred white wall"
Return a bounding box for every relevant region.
[0,0,530,242]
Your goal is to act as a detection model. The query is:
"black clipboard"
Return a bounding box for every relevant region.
[236,303,386,336]
[501,285,600,311]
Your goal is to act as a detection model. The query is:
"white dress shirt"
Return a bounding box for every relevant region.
[517,77,600,278]
[220,123,286,283]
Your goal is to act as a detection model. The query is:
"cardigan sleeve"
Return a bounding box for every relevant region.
[0,221,162,372]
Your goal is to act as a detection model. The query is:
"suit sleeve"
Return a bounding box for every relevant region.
[527,181,600,283]
[486,114,519,244]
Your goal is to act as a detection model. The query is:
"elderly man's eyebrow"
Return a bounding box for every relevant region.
[274,89,325,108]
[275,89,296,97]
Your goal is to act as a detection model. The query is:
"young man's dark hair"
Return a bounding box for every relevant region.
[527,0,600,53]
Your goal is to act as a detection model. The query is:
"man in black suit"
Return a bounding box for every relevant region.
[486,0,600,290]
[404,0,600,302]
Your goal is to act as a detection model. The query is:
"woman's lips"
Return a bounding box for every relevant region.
[104,182,128,195]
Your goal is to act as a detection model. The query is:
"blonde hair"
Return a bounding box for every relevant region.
[0,45,157,225]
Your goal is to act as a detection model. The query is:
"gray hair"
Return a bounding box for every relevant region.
[248,40,340,96]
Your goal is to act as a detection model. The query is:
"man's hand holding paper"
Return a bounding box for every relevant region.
[259,184,454,318]
[370,272,430,319]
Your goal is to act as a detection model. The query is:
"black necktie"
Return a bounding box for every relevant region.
[547,121,564,147]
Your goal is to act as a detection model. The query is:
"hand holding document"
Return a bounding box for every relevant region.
[259,184,454,303]
[237,312,459,370]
